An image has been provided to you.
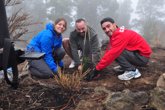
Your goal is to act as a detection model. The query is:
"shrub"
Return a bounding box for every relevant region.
[54,67,90,92]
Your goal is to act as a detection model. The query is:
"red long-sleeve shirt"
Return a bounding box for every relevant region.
[96,27,152,71]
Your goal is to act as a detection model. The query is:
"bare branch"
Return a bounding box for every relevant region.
[5,0,21,6]
[5,0,41,40]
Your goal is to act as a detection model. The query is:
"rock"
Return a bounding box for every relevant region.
[105,89,149,110]
[78,87,149,110]
[108,100,134,110]
[75,87,110,110]
[124,89,149,105]
[156,73,165,89]
[105,91,134,110]
[94,87,112,105]
[150,87,165,110]
[75,100,103,110]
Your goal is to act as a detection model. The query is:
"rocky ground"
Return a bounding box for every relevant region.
[0,47,165,110]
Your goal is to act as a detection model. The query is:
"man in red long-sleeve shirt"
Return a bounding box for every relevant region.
[86,17,152,81]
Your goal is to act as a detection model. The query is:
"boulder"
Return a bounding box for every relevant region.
[156,73,165,89]
[75,100,103,110]
[105,91,134,110]
[125,89,149,105]
[105,89,149,110]
[150,87,165,110]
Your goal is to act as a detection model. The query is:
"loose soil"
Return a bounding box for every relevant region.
[0,47,165,110]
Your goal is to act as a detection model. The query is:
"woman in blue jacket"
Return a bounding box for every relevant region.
[27,18,67,78]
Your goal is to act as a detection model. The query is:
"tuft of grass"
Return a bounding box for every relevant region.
[54,67,90,92]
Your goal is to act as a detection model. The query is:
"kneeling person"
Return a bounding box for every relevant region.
[86,17,152,81]
[63,18,101,71]
[27,18,67,79]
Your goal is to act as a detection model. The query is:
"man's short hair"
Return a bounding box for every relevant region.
[100,17,115,25]
[76,18,86,23]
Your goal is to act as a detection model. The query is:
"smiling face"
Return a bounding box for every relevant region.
[54,20,66,34]
[75,20,87,37]
[101,21,117,37]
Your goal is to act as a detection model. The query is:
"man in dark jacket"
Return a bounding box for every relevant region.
[63,18,100,71]
[86,17,152,81]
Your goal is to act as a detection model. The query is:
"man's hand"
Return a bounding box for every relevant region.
[85,68,100,81]
[77,64,83,72]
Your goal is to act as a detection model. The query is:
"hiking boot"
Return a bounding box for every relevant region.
[118,69,141,81]
[113,65,124,73]
[69,60,75,68]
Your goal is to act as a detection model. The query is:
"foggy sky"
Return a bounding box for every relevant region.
[6,0,165,47]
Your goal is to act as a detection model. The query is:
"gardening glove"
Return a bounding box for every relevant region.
[85,68,101,81]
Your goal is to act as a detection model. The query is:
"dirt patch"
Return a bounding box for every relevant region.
[0,47,165,110]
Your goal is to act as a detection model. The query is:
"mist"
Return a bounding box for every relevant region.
[7,0,165,47]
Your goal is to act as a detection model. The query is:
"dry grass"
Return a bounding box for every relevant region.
[54,67,90,92]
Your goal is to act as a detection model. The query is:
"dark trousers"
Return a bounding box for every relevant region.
[116,50,149,71]
[29,48,65,79]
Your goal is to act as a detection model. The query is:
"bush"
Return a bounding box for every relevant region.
[54,68,90,92]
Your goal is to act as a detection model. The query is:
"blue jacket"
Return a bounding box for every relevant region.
[27,23,63,72]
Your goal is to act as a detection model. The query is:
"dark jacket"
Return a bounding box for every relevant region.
[69,26,100,66]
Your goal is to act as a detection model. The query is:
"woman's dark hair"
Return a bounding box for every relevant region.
[54,18,67,30]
